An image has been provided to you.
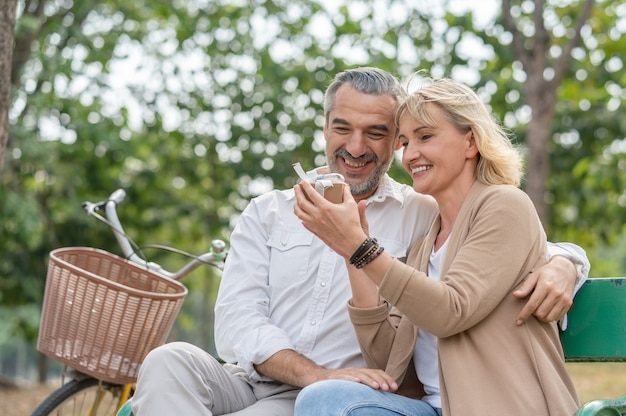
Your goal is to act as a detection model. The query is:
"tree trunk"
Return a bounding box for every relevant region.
[502,0,595,230]
[0,0,17,176]
[524,92,556,227]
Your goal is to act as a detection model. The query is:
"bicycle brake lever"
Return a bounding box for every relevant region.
[82,201,98,215]
[82,189,126,215]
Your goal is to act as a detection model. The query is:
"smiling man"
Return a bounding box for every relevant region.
[323,82,396,199]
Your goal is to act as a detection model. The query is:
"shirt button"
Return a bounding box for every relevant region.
[310,320,316,325]
[320,282,326,287]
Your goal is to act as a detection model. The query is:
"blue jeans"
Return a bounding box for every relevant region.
[294,380,442,416]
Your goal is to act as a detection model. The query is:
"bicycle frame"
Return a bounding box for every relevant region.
[65,368,133,414]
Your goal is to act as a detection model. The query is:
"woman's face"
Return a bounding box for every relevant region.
[398,103,478,200]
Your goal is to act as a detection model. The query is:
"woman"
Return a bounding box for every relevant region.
[292,78,579,415]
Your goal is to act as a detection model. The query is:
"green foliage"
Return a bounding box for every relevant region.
[467,0,626,275]
[3,0,626,363]
[3,0,438,352]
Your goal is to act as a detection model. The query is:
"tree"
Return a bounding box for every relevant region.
[2,0,442,371]
[472,0,626,271]
[0,0,17,175]
[501,0,594,226]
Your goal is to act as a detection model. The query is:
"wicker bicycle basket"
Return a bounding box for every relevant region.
[37,247,188,384]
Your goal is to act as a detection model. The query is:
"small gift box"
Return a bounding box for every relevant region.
[293,163,347,203]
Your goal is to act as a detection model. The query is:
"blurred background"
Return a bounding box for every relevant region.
[0,0,625,395]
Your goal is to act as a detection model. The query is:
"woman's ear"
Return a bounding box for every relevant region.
[465,130,479,158]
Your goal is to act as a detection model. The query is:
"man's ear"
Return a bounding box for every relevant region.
[393,137,402,151]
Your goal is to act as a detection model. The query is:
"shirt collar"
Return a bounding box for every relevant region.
[364,174,406,206]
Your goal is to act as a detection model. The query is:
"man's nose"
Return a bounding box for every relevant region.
[345,132,368,158]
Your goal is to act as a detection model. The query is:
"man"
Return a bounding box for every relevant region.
[130,67,589,415]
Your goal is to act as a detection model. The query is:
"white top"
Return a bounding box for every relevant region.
[215,174,439,380]
[414,239,449,409]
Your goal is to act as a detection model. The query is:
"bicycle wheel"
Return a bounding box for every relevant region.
[31,377,128,416]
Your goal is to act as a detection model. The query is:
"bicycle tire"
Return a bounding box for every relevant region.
[31,377,127,416]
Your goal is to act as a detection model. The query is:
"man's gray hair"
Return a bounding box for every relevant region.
[323,67,404,120]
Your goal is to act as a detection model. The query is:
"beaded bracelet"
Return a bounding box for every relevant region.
[352,243,378,266]
[349,237,377,265]
[354,245,385,269]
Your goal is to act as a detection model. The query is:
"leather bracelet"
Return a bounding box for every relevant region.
[349,237,377,265]
[353,243,379,266]
[354,245,385,269]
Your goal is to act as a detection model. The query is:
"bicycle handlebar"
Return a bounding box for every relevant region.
[82,189,227,280]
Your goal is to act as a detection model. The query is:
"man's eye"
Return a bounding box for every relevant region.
[368,133,387,140]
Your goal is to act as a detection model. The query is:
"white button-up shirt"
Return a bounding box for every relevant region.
[215,174,439,380]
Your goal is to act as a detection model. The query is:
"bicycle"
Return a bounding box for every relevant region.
[30,189,227,416]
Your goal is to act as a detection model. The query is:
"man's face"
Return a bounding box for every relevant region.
[324,85,397,201]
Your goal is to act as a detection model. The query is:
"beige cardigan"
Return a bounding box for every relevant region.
[349,181,579,415]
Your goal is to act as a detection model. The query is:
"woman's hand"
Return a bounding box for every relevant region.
[293,181,368,259]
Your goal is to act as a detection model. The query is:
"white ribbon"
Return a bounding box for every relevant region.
[293,162,345,197]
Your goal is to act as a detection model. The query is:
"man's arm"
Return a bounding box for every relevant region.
[513,242,590,325]
[214,197,297,378]
[254,349,398,391]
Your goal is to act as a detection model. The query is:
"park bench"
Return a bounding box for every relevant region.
[116,277,625,416]
[560,277,626,415]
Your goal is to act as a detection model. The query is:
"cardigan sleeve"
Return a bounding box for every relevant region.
[347,300,420,390]
[347,300,398,370]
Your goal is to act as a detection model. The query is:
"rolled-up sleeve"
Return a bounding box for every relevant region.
[546,241,591,330]
[546,241,590,293]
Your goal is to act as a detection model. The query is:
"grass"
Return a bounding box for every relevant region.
[1,361,623,416]
[567,362,626,404]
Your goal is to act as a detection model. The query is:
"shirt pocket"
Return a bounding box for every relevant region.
[375,237,408,262]
[267,230,314,288]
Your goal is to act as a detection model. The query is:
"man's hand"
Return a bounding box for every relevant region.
[254,350,397,391]
[311,367,398,392]
[513,256,577,325]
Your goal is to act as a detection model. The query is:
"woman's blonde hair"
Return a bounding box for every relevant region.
[395,77,524,187]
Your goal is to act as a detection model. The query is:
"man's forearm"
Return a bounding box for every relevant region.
[253,349,327,388]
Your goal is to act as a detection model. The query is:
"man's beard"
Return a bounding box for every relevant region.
[328,149,390,196]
